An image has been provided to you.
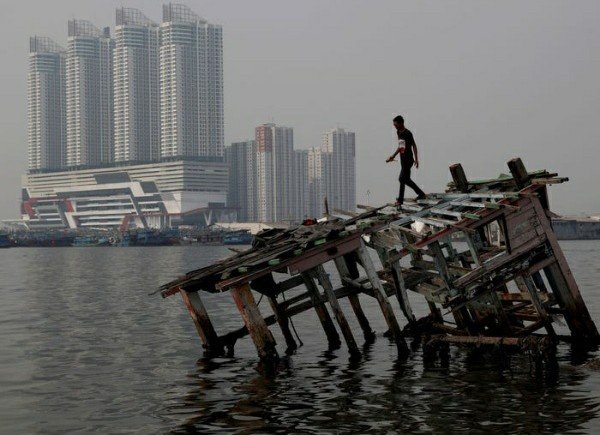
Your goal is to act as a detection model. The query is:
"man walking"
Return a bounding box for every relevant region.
[386,115,426,206]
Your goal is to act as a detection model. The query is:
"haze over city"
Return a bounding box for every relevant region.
[2,0,600,218]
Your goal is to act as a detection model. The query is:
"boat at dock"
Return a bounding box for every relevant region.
[72,236,111,247]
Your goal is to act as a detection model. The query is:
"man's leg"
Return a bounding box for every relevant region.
[398,167,408,204]
[405,177,426,198]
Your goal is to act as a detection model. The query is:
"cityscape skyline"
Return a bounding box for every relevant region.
[3,1,600,219]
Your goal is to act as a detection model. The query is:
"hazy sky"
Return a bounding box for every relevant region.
[1,0,599,219]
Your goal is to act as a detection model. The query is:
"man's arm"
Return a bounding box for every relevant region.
[386,146,401,162]
[413,143,419,168]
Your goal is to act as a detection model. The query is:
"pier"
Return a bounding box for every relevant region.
[158,158,599,364]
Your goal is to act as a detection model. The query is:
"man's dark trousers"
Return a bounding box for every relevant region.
[398,163,425,204]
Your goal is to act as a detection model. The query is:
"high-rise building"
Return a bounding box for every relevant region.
[255,123,294,222]
[225,140,257,222]
[321,128,356,212]
[113,8,160,163]
[159,3,224,158]
[292,149,310,220]
[65,20,114,167]
[28,37,66,171]
[308,146,325,217]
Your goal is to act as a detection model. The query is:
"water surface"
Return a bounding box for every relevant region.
[1,242,600,433]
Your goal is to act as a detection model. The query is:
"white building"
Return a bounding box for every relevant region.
[255,123,294,223]
[308,146,325,217]
[321,128,356,212]
[28,37,66,171]
[22,158,230,229]
[292,149,309,221]
[66,20,114,167]
[159,3,224,158]
[113,8,160,163]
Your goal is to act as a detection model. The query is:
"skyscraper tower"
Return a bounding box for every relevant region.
[65,20,114,167]
[28,37,66,171]
[113,8,160,163]
[255,123,294,222]
[159,3,224,158]
[321,128,356,212]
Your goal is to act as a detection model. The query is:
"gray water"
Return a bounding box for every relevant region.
[1,241,600,433]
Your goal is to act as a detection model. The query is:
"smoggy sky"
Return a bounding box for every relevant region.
[1,0,599,219]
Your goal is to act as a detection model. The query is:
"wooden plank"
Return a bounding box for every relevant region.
[356,243,409,355]
[313,266,361,356]
[515,275,555,337]
[230,284,278,360]
[180,289,224,356]
[301,272,342,349]
[334,257,375,341]
[268,296,298,354]
[531,197,600,342]
[449,163,469,192]
[507,157,530,189]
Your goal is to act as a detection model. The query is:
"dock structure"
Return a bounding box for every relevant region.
[159,158,599,362]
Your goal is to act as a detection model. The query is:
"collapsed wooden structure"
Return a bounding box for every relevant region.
[159,158,599,362]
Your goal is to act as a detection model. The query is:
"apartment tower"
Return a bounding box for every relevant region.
[113,8,160,163]
[159,3,224,158]
[27,37,66,171]
[65,20,114,167]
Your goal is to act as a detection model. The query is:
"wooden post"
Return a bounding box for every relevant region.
[313,266,361,357]
[515,274,555,337]
[333,256,375,342]
[531,197,600,342]
[507,158,530,189]
[449,163,469,193]
[268,296,298,354]
[375,247,416,324]
[179,289,224,356]
[356,243,409,355]
[230,283,278,360]
[301,272,342,349]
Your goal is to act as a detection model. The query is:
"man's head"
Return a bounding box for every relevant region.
[393,115,404,130]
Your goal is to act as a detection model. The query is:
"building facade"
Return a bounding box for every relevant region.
[255,123,294,222]
[65,20,114,167]
[113,8,160,163]
[292,149,309,220]
[321,128,356,212]
[225,140,257,222]
[159,3,224,158]
[28,37,66,171]
[22,158,229,229]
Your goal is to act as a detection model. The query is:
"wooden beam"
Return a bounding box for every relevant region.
[449,163,469,193]
[230,284,278,360]
[301,272,342,349]
[507,158,530,189]
[313,266,361,357]
[268,296,298,354]
[180,289,224,356]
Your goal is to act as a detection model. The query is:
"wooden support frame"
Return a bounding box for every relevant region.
[301,272,342,349]
[356,242,409,355]
[334,256,375,342]
[313,265,361,357]
[180,289,224,356]
[268,296,298,354]
[230,283,278,360]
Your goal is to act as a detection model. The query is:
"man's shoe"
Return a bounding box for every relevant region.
[416,194,427,201]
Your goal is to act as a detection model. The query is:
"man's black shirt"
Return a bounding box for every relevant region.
[396,128,415,166]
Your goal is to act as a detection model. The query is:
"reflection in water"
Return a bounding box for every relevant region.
[0,244,599,433]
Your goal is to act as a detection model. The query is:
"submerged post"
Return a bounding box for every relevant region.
[179,289,224,356]
[230,283,278,361]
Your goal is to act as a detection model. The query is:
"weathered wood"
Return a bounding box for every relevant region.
[301,272,342,349]
[230,284,278,360]
[531,197,600,342]
[180,289,224,356]
[268,296,298,354]
[507,158,530,189]
[334,257,375,341]
[313,266,361,356]
[356,243,408,355]
[515,275,555,337]
[450,163,470,193]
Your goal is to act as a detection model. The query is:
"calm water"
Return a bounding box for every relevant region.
[1,241,600,433]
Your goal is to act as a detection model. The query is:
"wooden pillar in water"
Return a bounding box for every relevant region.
[179,289,224,356]
[230,283,279,360]
[333,256,375,342]
[530,198,600,342]
[301,272,342,349]
[356,243,409,355]
[515,274,556,337]
[313,265,361,357]
[375,247,416,324]
[268,296,298,354]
